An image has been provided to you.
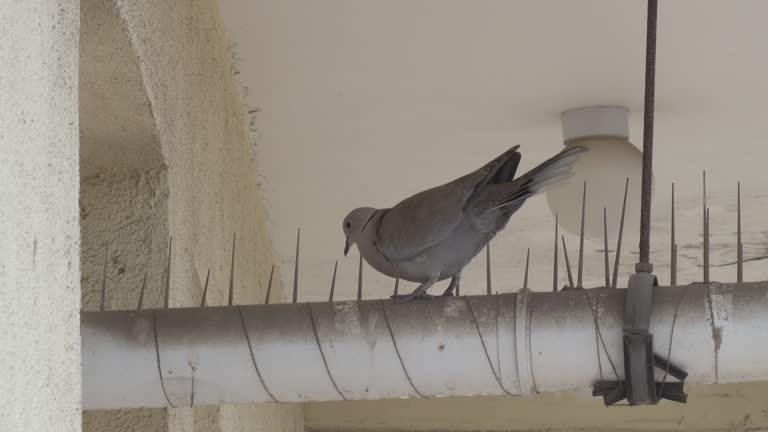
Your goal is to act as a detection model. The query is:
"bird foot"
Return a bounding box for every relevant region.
[389,278,439,304]
[389,292,436,303]
[441,275,461,297]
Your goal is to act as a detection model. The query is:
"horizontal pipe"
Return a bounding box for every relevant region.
[81,282,768,410]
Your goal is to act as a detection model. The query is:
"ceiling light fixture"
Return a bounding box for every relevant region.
[545,105,645,242]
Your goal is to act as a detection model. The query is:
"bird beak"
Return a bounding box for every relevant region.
[344,240,351,256]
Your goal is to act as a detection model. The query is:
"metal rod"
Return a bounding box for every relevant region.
[704,207,710,284]
[561,236,575,289]
[603,207,610,288]
[671,183,677,286]
[577,181,586,288]
[523,248,530,291]
[137,272,147,310]
[486,243,492,295]
[328,261,338,302]
[357,253,363,301]
[164,237,172,309]
[264,265,275,305]
[737,181,743,283]
[553,214,559,292]
[100,240,109,312]
[228,234,236,306]
[611,178,629,288]
[638,0,657,268]
[293,228,300,304]
[200,269,211,307]
[393,278,399,297]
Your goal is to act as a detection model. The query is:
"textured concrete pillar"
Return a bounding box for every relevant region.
[0,1,81,432]
[79,0,303,431]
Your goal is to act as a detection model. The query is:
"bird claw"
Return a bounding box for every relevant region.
[441,276,461,297]
[389,278,439,304]
[389,292,436,304]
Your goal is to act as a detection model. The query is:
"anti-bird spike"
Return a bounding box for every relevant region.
[702,171,707,283]
[603,207,610,287]
[486,242,492,295]
[672,244,677,287]
[293,228,300,304]
[671,183,677,286]
[100,240,109,312]
[228,233,236,306]
[328,261,338,302]
[137,272,147,310]
[553,214,559,292]
[737,181,743,283]
[200,269,211,307]
[577,181,586,288]
[264,264,275,304]
[561,235,575,289]
[611,178,629,288]
[523,247,530,291]
[704,208,710,284]
[357,253,363,300]
[164,237,172,309]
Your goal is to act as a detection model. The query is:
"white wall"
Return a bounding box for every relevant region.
[219,1,768,431]
[0,1,82,431]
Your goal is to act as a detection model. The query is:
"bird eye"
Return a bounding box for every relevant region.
[345,221,352,229]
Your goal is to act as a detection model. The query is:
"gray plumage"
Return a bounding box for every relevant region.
[342,145,587,301]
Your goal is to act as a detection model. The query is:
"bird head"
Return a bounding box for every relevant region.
[342,207,378,256]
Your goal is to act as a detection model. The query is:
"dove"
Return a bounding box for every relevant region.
[342,145,587,302]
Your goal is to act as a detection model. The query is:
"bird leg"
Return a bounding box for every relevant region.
[441,274,461,297]
[390,277,438,303]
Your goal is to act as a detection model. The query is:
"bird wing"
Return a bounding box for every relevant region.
[376,146,521,261]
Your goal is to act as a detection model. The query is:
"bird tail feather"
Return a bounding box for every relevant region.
[485,146,587,212]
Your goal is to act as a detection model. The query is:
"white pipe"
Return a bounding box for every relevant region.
[81,282,768,410]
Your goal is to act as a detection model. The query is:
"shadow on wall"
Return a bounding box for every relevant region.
[79,0,169,315]
[80,0,171,429]
[78,0,304,431]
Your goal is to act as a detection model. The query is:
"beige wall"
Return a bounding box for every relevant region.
[307,382,768,431]
[79,0,303,431]
[0,1,82,431]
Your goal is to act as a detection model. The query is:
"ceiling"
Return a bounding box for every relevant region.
[218,0,768,302]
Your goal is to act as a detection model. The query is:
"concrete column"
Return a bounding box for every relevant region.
[78,0,303,430]
[0,1,81,432]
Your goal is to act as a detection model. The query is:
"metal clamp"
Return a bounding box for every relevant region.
[623,272,658,404]
[592,272,688,406]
